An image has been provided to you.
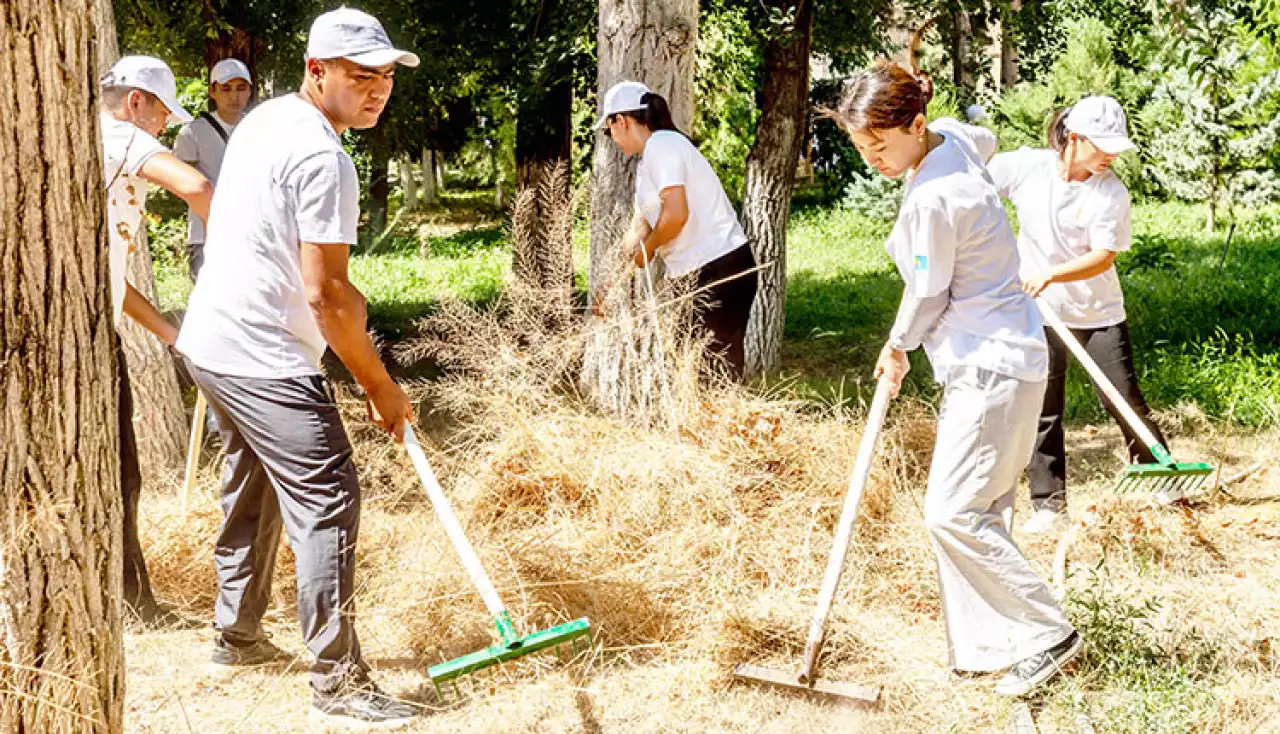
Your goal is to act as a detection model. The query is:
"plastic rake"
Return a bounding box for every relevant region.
[1038,303,1214,498]
[400,423,592,700]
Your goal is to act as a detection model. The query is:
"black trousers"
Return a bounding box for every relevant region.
[118,341,156,612]
[692,244,758,380]
[1027,320,1167,512]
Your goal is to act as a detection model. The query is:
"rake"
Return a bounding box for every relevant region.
[734,378,889,703]
[400,423,592,699]
[181,390,209,513]
[1037,303,1214,498]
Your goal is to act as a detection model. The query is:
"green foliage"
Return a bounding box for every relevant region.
[840,173,901,221]
[694,0,762,201]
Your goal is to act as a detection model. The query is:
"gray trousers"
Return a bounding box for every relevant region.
[925,366,1074,671]
[186,364,367,693]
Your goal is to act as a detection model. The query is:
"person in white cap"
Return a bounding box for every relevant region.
[596,80,758,379]
[174,58,253,278]
[99,54,214,624]
[989,95,1171,535]
[175,7,420,726]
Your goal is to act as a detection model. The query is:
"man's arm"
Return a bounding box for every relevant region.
[139,152,214,224]
[301,241,412,440]
[121,282,178,345]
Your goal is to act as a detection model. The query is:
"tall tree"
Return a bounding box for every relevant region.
[741,0,813,376]
[0,0,124,730]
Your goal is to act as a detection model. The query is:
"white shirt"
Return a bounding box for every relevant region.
[173,111,237,245]
[886,118,1048,384]
[101,112,167,327]
[989,147,1132,328]
[177,95,360,378]
[634,130,747,277]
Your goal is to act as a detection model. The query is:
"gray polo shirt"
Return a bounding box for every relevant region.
[173,111,236,244]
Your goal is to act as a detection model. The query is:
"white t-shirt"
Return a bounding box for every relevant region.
[173,111,237,245]
[101,112,167,327]
[886,118,1048,384]
[634,130,747,277]
[989,147,1132,328]
[177,95,359,378]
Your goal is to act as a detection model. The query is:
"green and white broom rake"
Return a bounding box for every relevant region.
[1038,303,1214,498]
[400,422,592,699]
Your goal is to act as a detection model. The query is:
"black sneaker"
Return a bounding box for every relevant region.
[311,681,420,729]
[995,631,1083,697]
[209,635,288,669]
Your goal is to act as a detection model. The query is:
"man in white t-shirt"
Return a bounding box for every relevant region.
[99,55,215,623]
[174,58,253,278]
[176,8,420,727]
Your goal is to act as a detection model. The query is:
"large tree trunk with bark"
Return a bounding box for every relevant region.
[588,0,698,299]
[514,74,574,297]
[0,1,125,730]
[742,0,812,377]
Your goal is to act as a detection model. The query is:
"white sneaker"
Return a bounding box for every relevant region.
[1019,508,1065,536]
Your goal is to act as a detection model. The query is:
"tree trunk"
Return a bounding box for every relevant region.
[588,0,698,301]
[368,144,391,240]
[0,1,125,730]
[400,156,419,212]
[434,150,445,192]
[514,76,574,296]
[201,0,267,82]
[951,8,974,91]
[117,231,188,476]
[1000,0,1019,89]
[742,0,812,378]
[421,148,437,205]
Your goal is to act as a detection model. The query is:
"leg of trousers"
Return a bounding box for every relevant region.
[188,365,366,694]
[1028,321,1167,511]
[119,342,155,611]
[925,367,1074,671]
[693,244,758,380]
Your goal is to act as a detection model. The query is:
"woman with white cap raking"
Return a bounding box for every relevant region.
[596,81,759,379]
[989,96,1173,535]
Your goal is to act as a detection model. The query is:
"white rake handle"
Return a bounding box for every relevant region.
[799,377,893,682]
[181,390,208,513]
[1035,302,1163,452]
[403,423,508,617]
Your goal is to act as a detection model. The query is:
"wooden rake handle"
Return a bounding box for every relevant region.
[1036,303,1166,457]
[799,377,894,683]
[181,390,208,513]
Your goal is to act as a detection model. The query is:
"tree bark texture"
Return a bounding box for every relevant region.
[400,156,420,212]
[119,229,188,476]
[0,1,125,731]
[588,0,698,301]
[422,148,438,205]
[515,77,574,296]
[742,0,812,378]
[201,0,267,81]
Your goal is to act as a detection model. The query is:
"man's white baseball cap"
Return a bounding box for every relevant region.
[210,58,252,85]
[306,7,420,68]
[1065,95,1136,154]
[595,80,652,130]
[102,55,193,125]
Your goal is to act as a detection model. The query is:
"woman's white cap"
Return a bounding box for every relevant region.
[1065,96,1136,154]
[595,80,652,129]
[101,55,193,125]
[306,7,420,68]
[211,58,251,85]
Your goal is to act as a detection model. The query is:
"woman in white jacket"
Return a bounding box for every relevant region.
[828,62,1081,696]
[989,96,1172,535]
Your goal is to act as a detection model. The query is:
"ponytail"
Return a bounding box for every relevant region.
[1046,106,1072,152]
[822,61,933,134]
[617,92,682,134]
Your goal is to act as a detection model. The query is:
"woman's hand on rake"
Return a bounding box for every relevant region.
[874,342,910,398]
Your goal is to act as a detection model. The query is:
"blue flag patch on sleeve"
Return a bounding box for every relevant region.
[914,255,928,271]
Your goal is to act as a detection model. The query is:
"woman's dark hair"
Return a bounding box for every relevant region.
[1046,106,1073,152]
[823,61,934,135]
[613,92,680,134]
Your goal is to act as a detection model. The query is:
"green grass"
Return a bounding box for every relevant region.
[152,195,1280,427]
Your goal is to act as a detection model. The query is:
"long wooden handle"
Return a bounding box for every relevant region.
[403,423,508,617]
[1035,303,1164,453]
[181,390,208,512]
[799,377,893,683]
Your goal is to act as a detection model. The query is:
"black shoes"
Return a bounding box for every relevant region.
[311,680,420,729]
[995,631,1084,697]
[209,635,289,669]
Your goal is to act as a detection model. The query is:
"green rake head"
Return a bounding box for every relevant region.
[1115,444,1214,497]
[429,612,592,700]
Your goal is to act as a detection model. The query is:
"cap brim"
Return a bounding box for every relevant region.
[158,94,194,125]
[1091,135,1136,154]
[212,72,252,85]
[344,48,420,68]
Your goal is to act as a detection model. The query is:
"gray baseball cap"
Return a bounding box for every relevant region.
[306,7,420,68]
[102,55,193,125]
